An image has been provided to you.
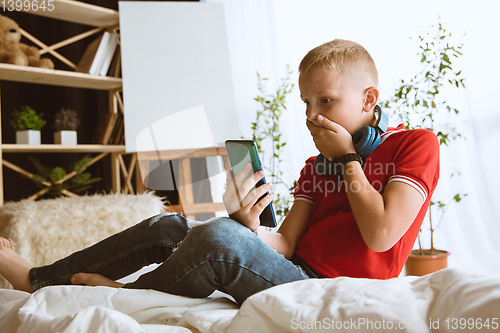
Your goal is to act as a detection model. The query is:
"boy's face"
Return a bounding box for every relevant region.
[299,67,367,135]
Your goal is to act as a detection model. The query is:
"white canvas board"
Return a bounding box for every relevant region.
[135,105,214,152]
[119,2,239,152]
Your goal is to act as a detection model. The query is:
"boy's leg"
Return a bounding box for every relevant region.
[124,217,309,304]
[0,237,32,292]
[29,212,192,292]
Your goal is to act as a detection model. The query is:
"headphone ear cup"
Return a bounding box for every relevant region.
[352,126,381,160]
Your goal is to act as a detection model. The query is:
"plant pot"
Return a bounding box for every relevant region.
[54,130,77,145]
[405,249,450,276]
[16,130,41,145]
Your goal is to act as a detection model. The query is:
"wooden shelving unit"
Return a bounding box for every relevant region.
[0,0,133,204]
[1,0,230,218]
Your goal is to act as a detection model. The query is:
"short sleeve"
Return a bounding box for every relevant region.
[293,157,315,205]
[387,129,440,202]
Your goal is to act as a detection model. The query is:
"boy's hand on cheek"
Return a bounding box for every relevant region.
[306,114,356,159]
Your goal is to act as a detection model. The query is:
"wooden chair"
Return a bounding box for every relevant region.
[134,147,230,220]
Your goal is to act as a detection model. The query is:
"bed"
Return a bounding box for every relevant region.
[1,194,499,332]
[1,267,500,332]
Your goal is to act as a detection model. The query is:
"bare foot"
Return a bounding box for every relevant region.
[0,237,33,292]
[71,273,124,288]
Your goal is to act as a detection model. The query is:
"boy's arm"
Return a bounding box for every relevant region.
[310,115,427,252]
[257,200,313,259]
[343,161,424,252]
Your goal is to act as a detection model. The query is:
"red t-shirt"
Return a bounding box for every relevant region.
[293,124,440,279]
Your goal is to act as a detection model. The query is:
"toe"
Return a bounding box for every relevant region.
[71,273,85,285]
[0,237,11,249]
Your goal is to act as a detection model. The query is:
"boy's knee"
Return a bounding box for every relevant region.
[186,217,257,250]
[145,212,184,226]
[191,217,247,235]
[137,212,190,236]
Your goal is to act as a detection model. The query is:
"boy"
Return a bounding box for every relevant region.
[0,39,439,304]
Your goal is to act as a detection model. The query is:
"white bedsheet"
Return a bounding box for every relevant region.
[1,268,499,332]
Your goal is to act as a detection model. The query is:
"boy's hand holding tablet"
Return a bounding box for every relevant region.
[223,140,277,231]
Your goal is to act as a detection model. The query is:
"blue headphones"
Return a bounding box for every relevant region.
[314,105,389,177]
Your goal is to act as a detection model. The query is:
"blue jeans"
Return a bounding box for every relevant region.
[29,213,309,304]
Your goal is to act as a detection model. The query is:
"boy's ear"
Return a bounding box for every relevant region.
[362,86,379,112]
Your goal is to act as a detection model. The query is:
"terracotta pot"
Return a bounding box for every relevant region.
[405,249,450,276]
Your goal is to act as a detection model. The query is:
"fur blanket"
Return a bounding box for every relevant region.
[0,192,166,289]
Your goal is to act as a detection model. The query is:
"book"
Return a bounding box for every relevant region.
[106,45,121,77]
[113,118,125,145]
[97,33,120,76]
[76,32,111,75]
[108,112,124,144]
[92,112,119,144]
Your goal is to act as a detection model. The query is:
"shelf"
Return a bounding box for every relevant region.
[0,63,122,90]
[1,144,126,153]
[20,0,119,27]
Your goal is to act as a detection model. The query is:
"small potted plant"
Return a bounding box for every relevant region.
[381,21,468,276]
[52,108,80,145]
[10,105,46,145]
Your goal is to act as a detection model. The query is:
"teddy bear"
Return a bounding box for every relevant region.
[0,14,54,69]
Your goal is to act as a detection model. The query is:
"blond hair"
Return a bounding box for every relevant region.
[299,39,378,91]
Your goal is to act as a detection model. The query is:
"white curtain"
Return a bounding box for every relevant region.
[204,0,500,274]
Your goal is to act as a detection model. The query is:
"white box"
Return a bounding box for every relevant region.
[16,130,41,145]
[54,131,77,145]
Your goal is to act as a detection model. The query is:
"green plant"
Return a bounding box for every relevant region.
[26,155,102,198]
[52,108,80,131]
[380,20,468,255]
[10,105,46,131]
[247,65,296,225]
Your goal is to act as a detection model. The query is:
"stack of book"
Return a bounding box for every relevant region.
[76,31,120,76]
[92,112,124,145]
